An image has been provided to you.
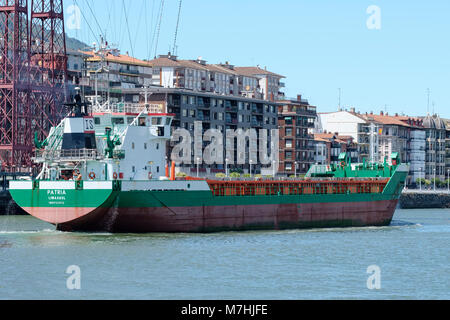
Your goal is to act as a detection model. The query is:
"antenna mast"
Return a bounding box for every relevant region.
[172,0,182,55]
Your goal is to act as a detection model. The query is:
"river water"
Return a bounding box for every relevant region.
[0,209,448,300]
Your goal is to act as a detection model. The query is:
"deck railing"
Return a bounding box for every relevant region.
[35,149,101,161]
[93,102,164,115]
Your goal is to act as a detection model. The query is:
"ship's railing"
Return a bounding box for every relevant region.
[306,165,330,177]
[207,179,389,197]
[35,149,102,161]
[92,102,164,115]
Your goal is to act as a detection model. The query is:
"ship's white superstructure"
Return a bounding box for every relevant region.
[34,99,174,182]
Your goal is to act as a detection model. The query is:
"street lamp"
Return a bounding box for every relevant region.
[419,167,422,191]
[249,159,253,178]
[294,161,298,179]
[196,157,201,178]
[272,160,277,178]
[433,168,436,191]
[225,158,229,177]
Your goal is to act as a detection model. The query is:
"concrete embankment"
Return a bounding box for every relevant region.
[0,191,26,216]
[400,191,450,209]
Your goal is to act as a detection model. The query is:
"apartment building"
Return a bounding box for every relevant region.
[319,110,426,185]
[81,49,153,103]
[422,114,447,181]
[318,111,372,162]
[234,66,285,101]
[313,133,358,166]
[392,116,426,185]
[278,95,317,176]
[135,87,280,176]
[148,54,285,101]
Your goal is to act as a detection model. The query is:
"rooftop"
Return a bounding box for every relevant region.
[82,50,153,67]
[234,66,285,79]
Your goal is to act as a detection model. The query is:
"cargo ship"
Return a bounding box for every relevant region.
[9,95,409,233]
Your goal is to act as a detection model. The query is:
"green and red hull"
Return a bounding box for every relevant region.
[9,182,403,233]
[9,164,408,233]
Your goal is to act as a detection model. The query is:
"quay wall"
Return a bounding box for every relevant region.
[399,191,450,209]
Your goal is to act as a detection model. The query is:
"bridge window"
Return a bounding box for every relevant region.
[112,118,124,125]
[152,117,162,125]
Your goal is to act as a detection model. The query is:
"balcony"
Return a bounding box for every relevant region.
[197,116,211,122]
[226,118,238,125]
[226,106,238,113]
[119,68,139,75]
[252,107,263,114]
[251,121,263,127]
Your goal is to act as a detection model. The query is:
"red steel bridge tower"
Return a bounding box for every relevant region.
[0,0,67,173]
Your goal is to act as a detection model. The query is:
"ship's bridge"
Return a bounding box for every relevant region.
[91,102,174,138]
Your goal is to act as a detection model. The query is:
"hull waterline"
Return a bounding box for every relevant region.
[52,199,398,233]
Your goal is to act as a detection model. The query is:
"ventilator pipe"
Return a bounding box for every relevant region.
[170,162,176,181]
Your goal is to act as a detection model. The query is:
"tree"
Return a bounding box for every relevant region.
[416,178,426,186]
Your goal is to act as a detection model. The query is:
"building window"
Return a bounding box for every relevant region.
[286,128,293,136]
[285,117,293,125]
[286,140,293,148]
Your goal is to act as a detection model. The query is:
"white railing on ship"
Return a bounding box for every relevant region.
[35,149,101,161]
[92,102,164,115]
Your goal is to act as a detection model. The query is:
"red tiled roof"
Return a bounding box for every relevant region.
[148,57,181,67]
[82,50,153,67]
[234,66,285,78]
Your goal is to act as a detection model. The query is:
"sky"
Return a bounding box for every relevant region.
[65,0,450,118]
